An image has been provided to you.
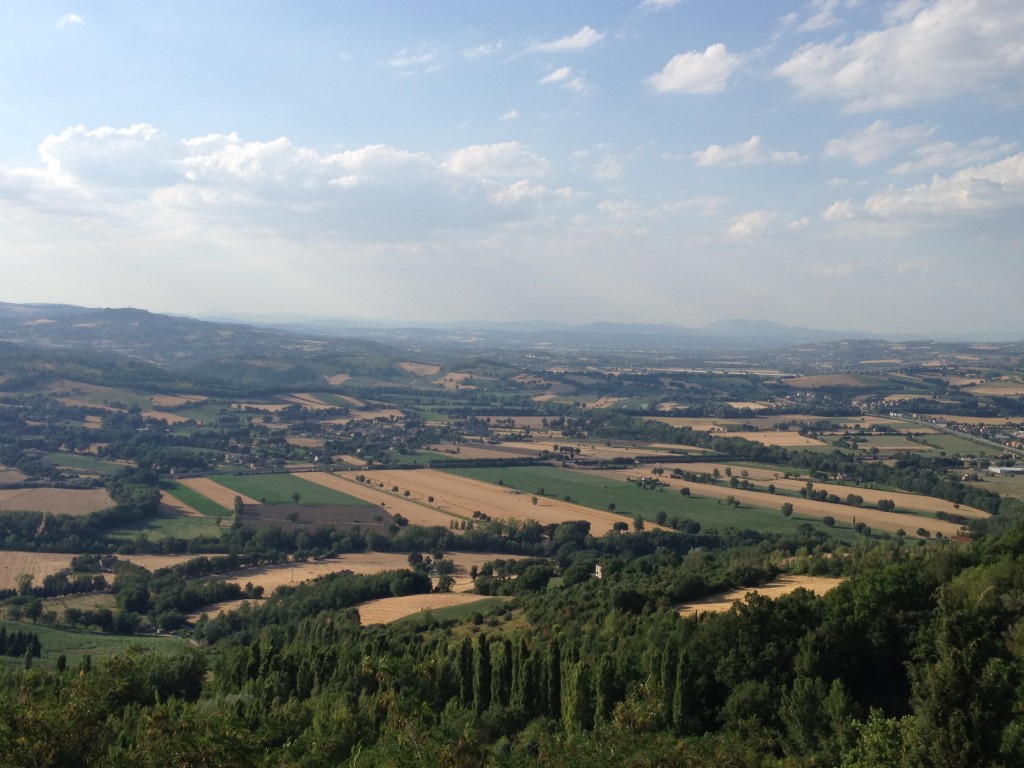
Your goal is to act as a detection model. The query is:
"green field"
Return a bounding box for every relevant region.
[162,480,230,516]
[0,619,187,669]
[917,432,996,457]
[446,466,852,539]
[394,597,507,627]
[44,451,129,474]
[211,473,374,506]
[110,510,225,542]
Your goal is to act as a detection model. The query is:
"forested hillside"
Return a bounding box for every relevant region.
[3,516,1024,766]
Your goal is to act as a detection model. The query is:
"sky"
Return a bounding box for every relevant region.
[1,1,1023,337]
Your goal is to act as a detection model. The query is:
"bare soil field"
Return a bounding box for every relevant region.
[358,593,494,625]
[678,575,845,615]
[238,502,390,531]
[965,385,1024,396]
[336,455,367,466]
[84,416,103,429]
[400,362,441,376]
[298,472,456,527]
[361,469,630,536]
[0,488,113,516]
[178,477,260,507]
[727,401,770,410]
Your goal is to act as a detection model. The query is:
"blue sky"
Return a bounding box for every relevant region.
[2,1,1022,336]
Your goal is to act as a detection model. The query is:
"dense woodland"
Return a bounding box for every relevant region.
[3,517,1024,766]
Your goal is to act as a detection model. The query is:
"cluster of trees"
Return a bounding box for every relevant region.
[0,627,41,659]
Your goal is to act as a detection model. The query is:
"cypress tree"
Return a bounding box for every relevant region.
[473,634,492,713]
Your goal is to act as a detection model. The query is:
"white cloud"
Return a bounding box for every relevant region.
[777,0,1024,111]
[464,41,502,58]
[500,109,519,121]
[888,137,1016,174]
[539,66,591,93]
[594,155,623,179]
[692,135,805,166]
[824,151,1024,222]
[529,26,605,54]
[649,44,742,94]
[58,13,83,27]
[387,46,440,75]
[727,210,778,237]
[639,0,681,10]
[823,120,935,165]
[443,142,550,178]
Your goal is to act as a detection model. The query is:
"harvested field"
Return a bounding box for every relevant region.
[428,443,544,460]
[231,402,292,412]
[188,599,262,622]
[337,395,365,407]
[336,455,367,466]
[724,431,827,447]
[325,373,352,386]
[179,477,260,507]
[932,415,1024,426]
[400,362,441,376]
[727,401,770,410]
[282,393,335,410]
[84,416,102,429]
[286,437,325,448]
[142,411,193,424]
[159,493,205,518]
[0,488,113,516]
[361,469,629,536]
[434,372,476,390]
[678,575,845,615]
[200,552,514,598]
[0,467,27,484]
[596,468,978,537]
[782,375,868,388]
[0,552,76,590]
[121,554,225,572]
[358,593,493,625]
[151,394,207,408]
[647,417,725,431]
[590,397,620,408]
[298,472,456,527]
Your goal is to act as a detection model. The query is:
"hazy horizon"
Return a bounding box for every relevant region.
[2,1,1022,336]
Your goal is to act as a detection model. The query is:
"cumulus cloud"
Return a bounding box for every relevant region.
[823,120,936,165]
[3,125,569,250]
[648,44,742,94]
[58,13,83,27]
[443,142,550,178]
[777,0,1024,111]
[692,135,805,166]
[824,151,1024,222]
[529,26,605,54]
[727,210,778,237]
[500,109,519,121]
